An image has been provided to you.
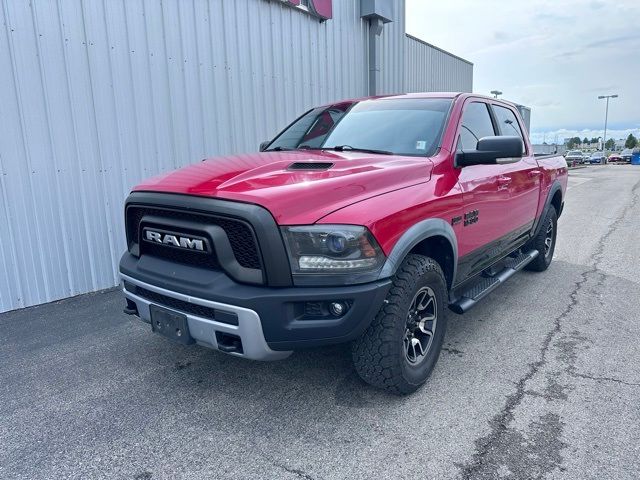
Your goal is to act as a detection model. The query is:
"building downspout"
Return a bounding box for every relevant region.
[360,0,394,96]
[367,18,384,96]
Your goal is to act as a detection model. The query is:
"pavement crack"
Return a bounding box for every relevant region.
[253,445,318,480]
[569,371,640,387]
[270,462,316,480]
[458,272,581,479]
[458,177,640,479]
[443,346,464,357]
[587,178,640,268]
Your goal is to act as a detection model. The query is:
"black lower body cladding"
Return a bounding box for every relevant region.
[120,253,391,350]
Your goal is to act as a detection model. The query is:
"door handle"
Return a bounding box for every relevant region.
[529,170,542,177]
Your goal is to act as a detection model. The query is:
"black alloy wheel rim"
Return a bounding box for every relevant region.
[404,286,438,365]
[544,218,554,258]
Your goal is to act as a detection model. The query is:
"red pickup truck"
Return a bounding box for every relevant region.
[120,93,568,394]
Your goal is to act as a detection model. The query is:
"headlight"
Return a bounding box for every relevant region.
[281,225,385,274]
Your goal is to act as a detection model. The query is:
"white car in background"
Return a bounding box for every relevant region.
[565,150,584,164]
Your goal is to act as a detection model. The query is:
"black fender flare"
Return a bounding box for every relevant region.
[531,179,563,239]
[377,218,458,286]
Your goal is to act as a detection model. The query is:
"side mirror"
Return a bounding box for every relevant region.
[455,136,523,167]
[259,141,271,152]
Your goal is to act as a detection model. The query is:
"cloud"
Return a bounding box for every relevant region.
[587,84,620,92]
[534,12,571,22]
[405,0,640,133]
[552,49,583,60]
[492,31,511,41]
[585,33,640,49]
[470,33,547,55]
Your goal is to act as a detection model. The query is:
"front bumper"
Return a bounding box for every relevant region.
[122,274,290,361]
[120,253,391,356]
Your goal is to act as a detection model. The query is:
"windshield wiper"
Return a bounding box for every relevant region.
[266,146,294,152]
[323,145,393,155]
[267,146,317,152]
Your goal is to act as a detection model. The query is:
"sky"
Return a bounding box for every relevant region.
[406,0,640,144]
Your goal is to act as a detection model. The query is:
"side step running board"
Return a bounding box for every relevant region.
[449,250,539,314]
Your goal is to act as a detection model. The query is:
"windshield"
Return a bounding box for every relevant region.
[267,98,452,156]
[568,151,582,155]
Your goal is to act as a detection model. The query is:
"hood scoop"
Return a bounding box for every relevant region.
[287,162,334,171]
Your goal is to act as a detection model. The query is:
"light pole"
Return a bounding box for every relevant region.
[491,90,502,99]
[598,94,618,152]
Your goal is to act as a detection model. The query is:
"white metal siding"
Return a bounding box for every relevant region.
[0,0,472,312]
[404,34,473,93]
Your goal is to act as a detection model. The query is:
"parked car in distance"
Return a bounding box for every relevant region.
[608,152,623,163]
[119,93,568,395]
[565,150,584,164]
[589,152,607,164]
[620,148,633,163]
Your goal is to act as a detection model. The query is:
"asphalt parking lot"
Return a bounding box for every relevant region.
[2,165,639,480]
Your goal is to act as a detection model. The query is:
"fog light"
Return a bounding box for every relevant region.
[329,302,346,317]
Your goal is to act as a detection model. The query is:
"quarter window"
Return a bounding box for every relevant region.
[458,102,495,151]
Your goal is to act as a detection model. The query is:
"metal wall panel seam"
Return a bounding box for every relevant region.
[100,0,133,283]
[0,8,26,311]
[2,0,49,304]
[0,152,23,311]
[30,0,76,295]
[55,0,99,291]
[121,0,146,192]
[79,0,119,287]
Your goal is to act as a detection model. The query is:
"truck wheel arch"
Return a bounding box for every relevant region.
[531,180,563,239]
[378,218,458,290]
[550,188,563,217]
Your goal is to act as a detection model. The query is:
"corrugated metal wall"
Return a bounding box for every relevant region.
[0,0,472,313]
[404,34,473,93]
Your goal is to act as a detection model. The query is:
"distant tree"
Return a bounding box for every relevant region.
[583,137,590,144]
[625,133,638,149]
[605,138,615,150]
[567,137,580,149]
[590,137,599,144]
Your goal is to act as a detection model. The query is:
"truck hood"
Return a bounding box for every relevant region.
[133,150,433,224]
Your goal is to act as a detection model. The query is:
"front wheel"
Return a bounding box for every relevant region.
[351,254,447,395]
[525,207,558,272]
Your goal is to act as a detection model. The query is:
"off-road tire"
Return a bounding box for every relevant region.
[351,254,447,395]
[525,207,558,272]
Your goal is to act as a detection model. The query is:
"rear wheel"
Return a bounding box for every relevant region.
[525,207,558,272]
[352,254,447,395]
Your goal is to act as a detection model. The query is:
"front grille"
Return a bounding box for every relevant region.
[143,241,220,269]
[128,283,239,326]
[126,206,261,270]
